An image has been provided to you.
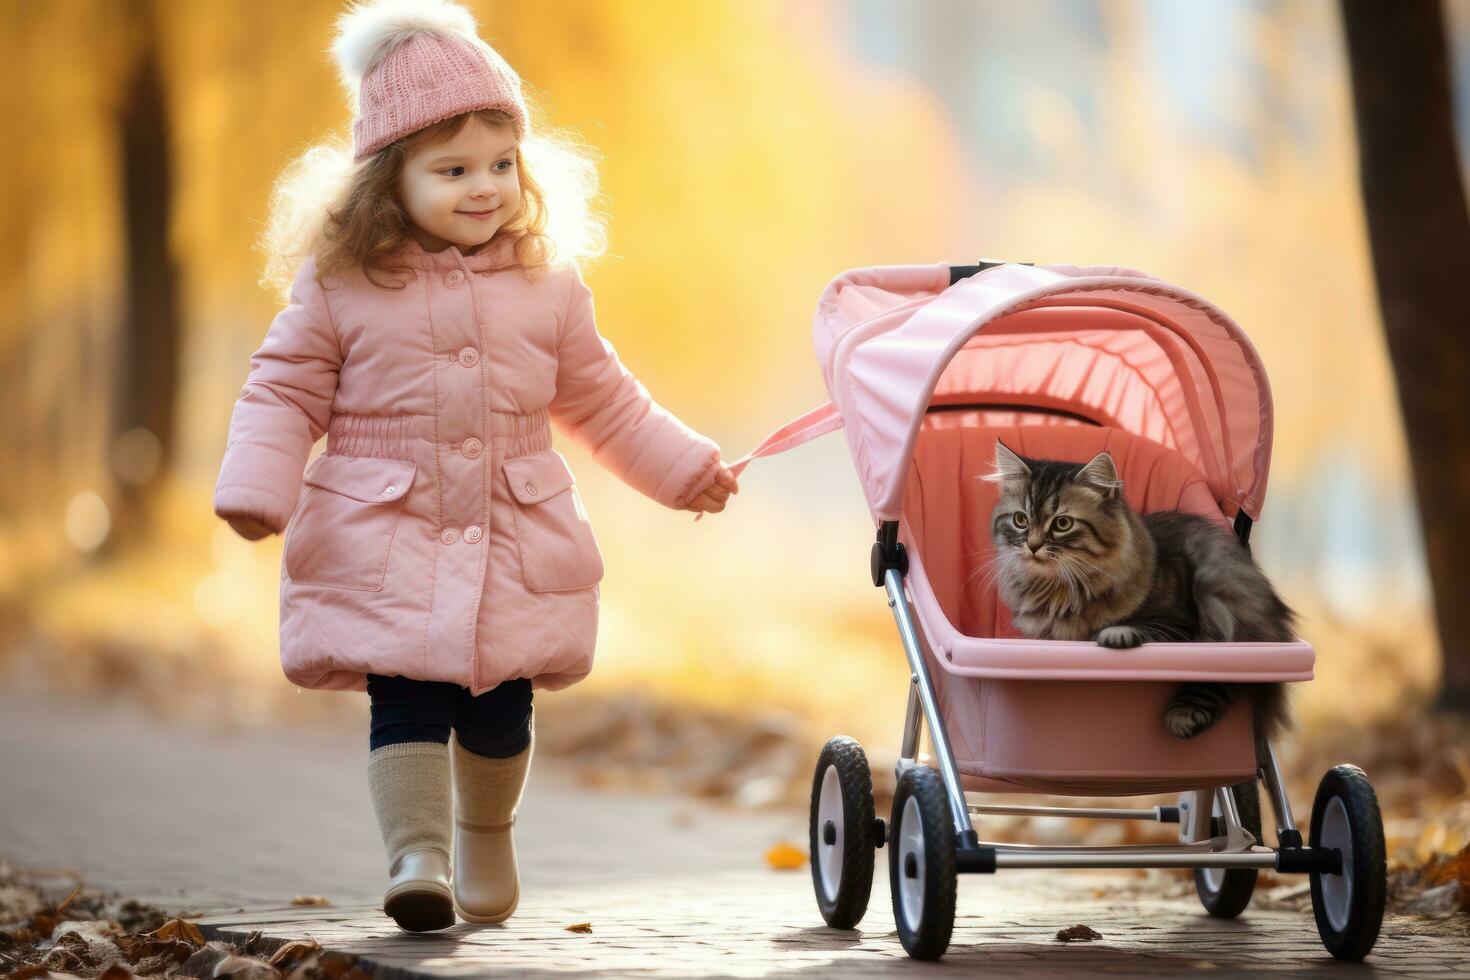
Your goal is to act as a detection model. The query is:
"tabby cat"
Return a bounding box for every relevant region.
[985,442,1293,742]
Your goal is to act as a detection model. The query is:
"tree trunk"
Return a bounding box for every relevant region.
[110,20,181,548]
[1340,0,1470,709]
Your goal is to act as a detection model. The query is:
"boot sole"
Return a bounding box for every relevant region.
[453,883,520,924]
[384,883,455,932]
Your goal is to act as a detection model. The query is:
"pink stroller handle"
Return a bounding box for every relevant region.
[728,402,844,477]
[693,402,843,521]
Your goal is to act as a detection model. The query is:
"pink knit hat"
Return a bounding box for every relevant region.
[331,0,529,161]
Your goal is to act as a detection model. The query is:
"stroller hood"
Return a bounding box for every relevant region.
[810,262,1275,522]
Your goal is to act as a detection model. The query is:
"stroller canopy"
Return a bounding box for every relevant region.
[806,262,1276,522]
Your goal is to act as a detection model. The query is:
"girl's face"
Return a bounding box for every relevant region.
[398,114,521,253]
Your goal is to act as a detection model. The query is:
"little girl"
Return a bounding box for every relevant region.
[213,0,738,932]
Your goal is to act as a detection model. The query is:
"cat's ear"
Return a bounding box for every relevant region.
[1075,451,1123,498]
[983,440,1031,484]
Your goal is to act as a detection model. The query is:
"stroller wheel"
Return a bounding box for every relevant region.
[889,765,956,961]
[1194,780,1262,918]
[1308,765,1386,961]
[809,736,876,929]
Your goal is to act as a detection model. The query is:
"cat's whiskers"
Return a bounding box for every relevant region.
[962,550,1012,594]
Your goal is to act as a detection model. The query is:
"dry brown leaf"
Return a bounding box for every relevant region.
[1423,844,1470,888]
[96,961,136,980]
[29,910,58,939]
[211,952,281,980]
[117,934,193,965]
[148,918,204,946]
[563,922,592,934]
[288,896,331,907]
[764,841,807,870]
[315,949,364,980]
[265,939,321,968]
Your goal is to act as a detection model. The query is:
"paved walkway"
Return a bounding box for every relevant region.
[2,692,1467,978]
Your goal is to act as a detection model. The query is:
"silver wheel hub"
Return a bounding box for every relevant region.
[1320,795,1353,932]
[898,796,926,926]
[817,765,844,900]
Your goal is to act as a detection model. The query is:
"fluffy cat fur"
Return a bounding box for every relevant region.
[985,441,1293,742]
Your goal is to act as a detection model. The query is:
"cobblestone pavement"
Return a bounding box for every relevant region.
[3,692,1467,978]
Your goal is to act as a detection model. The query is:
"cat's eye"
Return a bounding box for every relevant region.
[1052,515,1074,532]
[1012,512,1028,529]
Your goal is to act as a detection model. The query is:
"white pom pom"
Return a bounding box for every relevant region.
[330,0,480,94]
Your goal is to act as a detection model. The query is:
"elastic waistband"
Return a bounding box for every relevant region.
[490,408,551,458]
[326,410,551,459]
[327,414,413,459]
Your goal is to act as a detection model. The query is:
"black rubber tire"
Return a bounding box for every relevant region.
[809,736,876,929]
[1194,780,1262,918]
[889,766,957,961]
[1308,764,1386,961]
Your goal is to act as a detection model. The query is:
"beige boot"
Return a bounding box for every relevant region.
[367,742,454,932]
[449,725,532,923]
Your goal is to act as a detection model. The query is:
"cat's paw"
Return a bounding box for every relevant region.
[1096,626,1144,648]
[1164,702,1217,739]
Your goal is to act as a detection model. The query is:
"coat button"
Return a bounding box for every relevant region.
[462,437,483,459]
[458,346,479,367]
[524,482,538,496]
[445,269,465,287]
[464,525,483,544]
[440,528,459,545]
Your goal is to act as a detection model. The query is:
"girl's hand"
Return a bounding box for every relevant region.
[685,461,739,515]
[225,514,276,540]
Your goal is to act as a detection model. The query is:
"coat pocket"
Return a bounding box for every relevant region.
[284,454,417,592]
[502,450,605,593]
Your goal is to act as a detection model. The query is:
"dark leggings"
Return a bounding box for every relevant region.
[367,673,533,759]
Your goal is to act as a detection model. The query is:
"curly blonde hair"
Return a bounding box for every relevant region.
[259,99,607,300]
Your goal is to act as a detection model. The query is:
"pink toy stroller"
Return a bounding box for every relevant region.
[733,261,1386,961]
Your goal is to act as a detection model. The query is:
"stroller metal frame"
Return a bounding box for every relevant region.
[881,547,1328,873]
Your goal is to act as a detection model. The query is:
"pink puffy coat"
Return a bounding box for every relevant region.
[213,237,721,695]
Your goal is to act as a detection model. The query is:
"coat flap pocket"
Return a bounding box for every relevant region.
[303,454,416,503]
[503,451,574,505]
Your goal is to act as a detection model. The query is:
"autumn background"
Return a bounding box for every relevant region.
[2,0,1468,905]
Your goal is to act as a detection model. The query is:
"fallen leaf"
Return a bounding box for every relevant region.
[288,896,331,907]
[1423,843,1470,890]
[764,841,807,871]
[96,961,136,980]
[315,949,361,980]
[118,935,194,965]
[211,952,280,980]
[1055,924,1103,942]
[55,887,83,917]
[563,922,592,934]
[265,939,321,968]
[149,918,204,946]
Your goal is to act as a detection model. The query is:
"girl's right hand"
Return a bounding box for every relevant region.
[226,514,275,540]
[685,461,739,516]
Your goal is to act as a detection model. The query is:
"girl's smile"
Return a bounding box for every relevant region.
[398,113,521,252]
